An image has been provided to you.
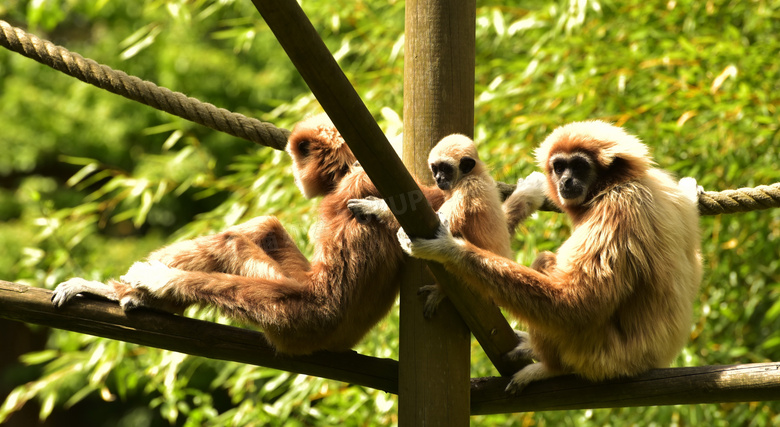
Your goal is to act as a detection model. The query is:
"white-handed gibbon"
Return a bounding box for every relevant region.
[347,134,515,315]
[52,113,446,355]
[397,120,702,392]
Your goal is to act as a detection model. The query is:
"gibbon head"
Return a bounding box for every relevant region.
[428,134,485,191]
[286,114,358,199]
[535,121,653,208]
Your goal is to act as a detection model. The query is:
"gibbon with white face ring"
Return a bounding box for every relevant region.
[52,113,446,355]
[348,133,513,316]
[398,120,702,392]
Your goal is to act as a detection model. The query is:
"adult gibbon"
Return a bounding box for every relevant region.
[348,134,514,315]
[397,121,702,392]
[52,114,445,355]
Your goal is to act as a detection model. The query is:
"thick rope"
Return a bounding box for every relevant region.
[0,20,290,150]
[1,20,778,216]
[698,183,780,215]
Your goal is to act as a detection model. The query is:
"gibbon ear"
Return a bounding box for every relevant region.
[296,139,311,158]
[459,157,476,175]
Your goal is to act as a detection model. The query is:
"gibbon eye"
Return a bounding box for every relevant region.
[569,157,591,174]
[430,164,439,174]
[437,163,454,175]
[552,159,567,175]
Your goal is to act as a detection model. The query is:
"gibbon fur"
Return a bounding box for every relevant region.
[53,114,445,355]
[398,120,702,392]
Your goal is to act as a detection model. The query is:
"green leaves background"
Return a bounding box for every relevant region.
[0,0,778,425]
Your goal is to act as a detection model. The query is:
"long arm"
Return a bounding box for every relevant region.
[397,223,604,329]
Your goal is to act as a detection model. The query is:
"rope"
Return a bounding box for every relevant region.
[1,21,778,216]
[0,20,290,150]
[698,183,780,215]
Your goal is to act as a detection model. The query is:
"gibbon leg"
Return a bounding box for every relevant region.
[530,251,557,274]
[120,264,314,332]
[215,216,311,272]
[150,216,310,280]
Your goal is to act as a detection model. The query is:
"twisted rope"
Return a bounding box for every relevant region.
[698,183,780,215]
[0,20,290,150]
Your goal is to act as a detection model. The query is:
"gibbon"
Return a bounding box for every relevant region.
[52,113,445,355]
[397,121,702,392]
[348,133,514,315]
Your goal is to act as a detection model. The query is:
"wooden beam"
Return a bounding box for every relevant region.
[6,281,778,414]
[398,259,470,424]
[470,363,780,414]
[250,0,527,379]
[0,281,398,393]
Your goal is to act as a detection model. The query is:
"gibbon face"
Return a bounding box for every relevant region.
[547,151,597,206]
[286,114,357,199]
[428,134,480,191]
[536,120,653,211]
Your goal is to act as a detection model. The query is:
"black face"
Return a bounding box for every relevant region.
[430,156,476,191]
[431,161,455,190]
[550,152,596,204]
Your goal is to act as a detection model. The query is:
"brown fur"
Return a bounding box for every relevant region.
[53,114,445,355]
[406,121,702,390]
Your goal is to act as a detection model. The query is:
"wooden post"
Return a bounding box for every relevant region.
[399,0,476,424]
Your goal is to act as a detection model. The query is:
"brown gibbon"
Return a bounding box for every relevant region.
[52,113,445,355]
[347,133,515,315]
[397,120,702,392]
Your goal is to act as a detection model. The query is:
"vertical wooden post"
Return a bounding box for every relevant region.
[399,0,476,424]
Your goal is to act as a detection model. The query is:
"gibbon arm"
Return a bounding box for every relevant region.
[397,223,616,329]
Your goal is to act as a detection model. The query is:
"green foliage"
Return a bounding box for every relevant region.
[1,0,779,425]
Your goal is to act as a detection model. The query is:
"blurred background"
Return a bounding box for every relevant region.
[0,0,778,425]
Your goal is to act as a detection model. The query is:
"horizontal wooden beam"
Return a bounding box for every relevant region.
[0,281,398,393]
[5,281,778,413]
[471,362,780,414]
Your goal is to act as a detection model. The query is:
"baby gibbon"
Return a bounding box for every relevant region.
[52,114,445,355]
[348,133,514,315]
[398,121,702,392]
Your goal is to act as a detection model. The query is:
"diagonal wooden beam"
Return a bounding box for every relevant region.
[250,0,528,378]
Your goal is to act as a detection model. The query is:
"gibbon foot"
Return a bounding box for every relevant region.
[346,196,390,223]
[505,362,555,394]
[504,330,537,361]
[530,251,557,273]
[417,284,446,318]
